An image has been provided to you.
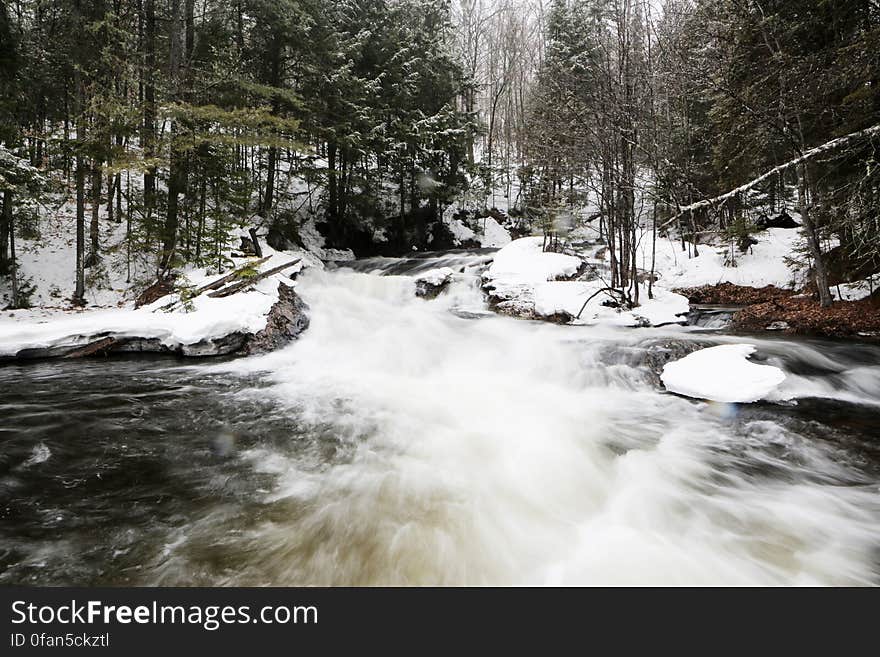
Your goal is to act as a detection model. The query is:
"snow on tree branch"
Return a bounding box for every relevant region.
[659,122,880,229]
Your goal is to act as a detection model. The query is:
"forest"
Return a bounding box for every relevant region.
[1,0,877,313]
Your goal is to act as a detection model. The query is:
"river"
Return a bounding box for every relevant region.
[1,250,879,585]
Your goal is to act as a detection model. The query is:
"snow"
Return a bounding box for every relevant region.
[0,201,148,308]
[0,277,277,356]
[441,207,512,248]
[444,216,477,244]
[0,233,320,357]
[298,214,355,262]
[484,237,690,326]
[480,216,513,248]
[831,274,878,302]
[661,344,786,403]
[640,228,806,290]
[415,267,454,287]
[486,237,582,285]
[532,280,689,327]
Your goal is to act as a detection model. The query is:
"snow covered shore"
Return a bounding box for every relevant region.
[647,228,806,290]
[482,236,690,327]
[0,238,317,360]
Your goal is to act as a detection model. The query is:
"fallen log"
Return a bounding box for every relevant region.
[208,258,301,299]
[196,255,272,293]
[158,256,272,312]
[63,336,117,358]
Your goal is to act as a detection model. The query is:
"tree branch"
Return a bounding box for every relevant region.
[658,122,880,230]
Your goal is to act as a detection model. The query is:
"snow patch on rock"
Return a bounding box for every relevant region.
[661,344,786,403]
[415,267,454,287]
[442,207,512,248]
[480,216,513,248]
[531,281,689,327]
[298,215,355,261]
[486,237,582,285]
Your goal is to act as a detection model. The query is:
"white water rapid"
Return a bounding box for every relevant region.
[156,253,880,586]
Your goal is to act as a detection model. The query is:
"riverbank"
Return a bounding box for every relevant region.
[0,239,315,361]
[733,293,880,338]
[675,282,880,338]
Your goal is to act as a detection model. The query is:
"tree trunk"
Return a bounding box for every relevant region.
[0,189,9,276]
[797,162,833,307]
[75,154,86,303]
[327,141,338,221]
[196,174,206,259]
[7,192,18,308]
[74,70,86,305]
[107,171,116,223]
[142,0,156,216]
[161,0,187,272]
[263,146,277,215]
[88,161,101,263]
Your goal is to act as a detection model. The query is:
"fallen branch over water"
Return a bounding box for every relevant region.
[197,256,272,294]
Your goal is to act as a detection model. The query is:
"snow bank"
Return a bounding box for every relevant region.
[661,344,786,403]
[644,228,805,290]
[445,216,477,244]
[480,216,513,248]
[442,208,512,248]
[484,237,689,326]
[532,281,689,327]
[831,274,878,302]
[0,279,277,357]
[0,235,319,358]
[486,237,582,285]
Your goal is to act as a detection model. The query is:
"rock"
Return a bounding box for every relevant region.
[738,235,759,253]
[239,283,310,355]
[756,210,800,230]
[238,235,257,255]
[765,320,790,331]
[184,333,250,356]
[641,339,710,385]
[414,267,454,299]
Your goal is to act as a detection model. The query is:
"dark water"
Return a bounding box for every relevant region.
[0,358,298,584]
[1,255,880,585]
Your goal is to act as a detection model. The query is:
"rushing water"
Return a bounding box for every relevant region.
[1,250,879,585]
